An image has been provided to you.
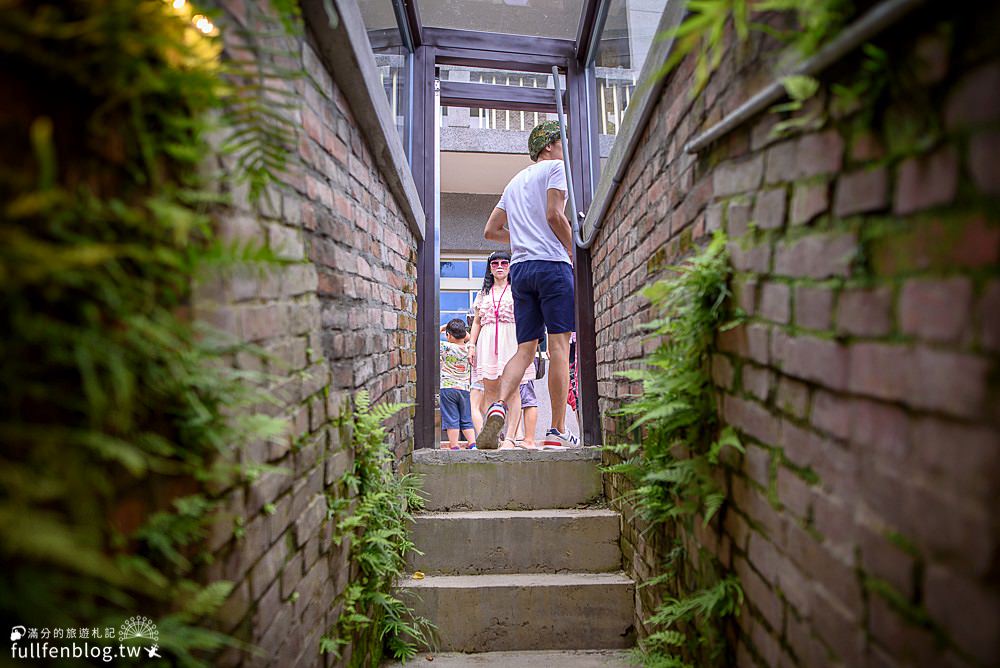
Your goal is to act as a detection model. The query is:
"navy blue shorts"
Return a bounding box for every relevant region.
[440,387,473,430]
[510,260,575,344]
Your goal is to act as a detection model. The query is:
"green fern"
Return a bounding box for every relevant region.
[323,392,434,665]
[604,232,744,665]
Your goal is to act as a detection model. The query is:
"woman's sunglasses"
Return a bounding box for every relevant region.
[490,260,509,268]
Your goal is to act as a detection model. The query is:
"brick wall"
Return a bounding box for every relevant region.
[193,3,419,666]
[596,7,998,667]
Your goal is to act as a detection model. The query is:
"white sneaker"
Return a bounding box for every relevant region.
[541,428,580,449]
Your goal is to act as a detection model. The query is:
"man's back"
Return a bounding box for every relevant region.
[497,159,569,265]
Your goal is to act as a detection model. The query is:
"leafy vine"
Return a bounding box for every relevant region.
[605,232,744,666]
[320,391,434,665]
[0,0,311,663]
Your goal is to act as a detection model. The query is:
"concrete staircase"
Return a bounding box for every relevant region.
[392,448,636,665]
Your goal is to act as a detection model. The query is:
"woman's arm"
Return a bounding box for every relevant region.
[468,307,482,366]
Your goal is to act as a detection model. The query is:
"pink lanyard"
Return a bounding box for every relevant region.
[491,284,509,355]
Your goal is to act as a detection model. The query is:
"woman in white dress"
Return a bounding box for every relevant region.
[468,251,534,448]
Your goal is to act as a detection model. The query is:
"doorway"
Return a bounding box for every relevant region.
[435,78,583,446]
[412,34,601,450]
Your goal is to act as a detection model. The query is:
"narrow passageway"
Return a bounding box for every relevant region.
[5,1,998,667]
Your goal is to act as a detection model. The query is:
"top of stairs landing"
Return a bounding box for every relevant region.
[413,446,602,464]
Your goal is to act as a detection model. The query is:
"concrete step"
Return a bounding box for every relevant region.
[413,448,603,511]
[407,509,622,575]
[383,649,636,667]
[398,572,636,652]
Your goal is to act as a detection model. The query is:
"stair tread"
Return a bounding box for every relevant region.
[383,650,635,667]
[414,447,601,464]
[400,572,633,588]
[413,508,617,520]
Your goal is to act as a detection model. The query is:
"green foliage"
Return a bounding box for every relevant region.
[604,233,744,665]
[322,392,434,665]
[654,0,850,101]
[0,0,305,663]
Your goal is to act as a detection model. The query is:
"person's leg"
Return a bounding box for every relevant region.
[440,388,461,448]
[482,377,500,409]
[470,386,484,435]
[522,406,538,446]
[501,386,521,447]
[546,331,571,433]
[458,390,475,446]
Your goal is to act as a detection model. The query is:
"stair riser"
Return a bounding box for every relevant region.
[415,460,603,510]
[407,513,622,575]
[401,581,635,652]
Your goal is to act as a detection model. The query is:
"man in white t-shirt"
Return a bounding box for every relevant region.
[478,120,579,450]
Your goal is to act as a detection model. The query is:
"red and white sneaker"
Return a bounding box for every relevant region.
[479,401,507,450]
[542,429,581,449]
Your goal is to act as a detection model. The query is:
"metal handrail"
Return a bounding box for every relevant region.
[684,0,927,153]
[551,65,590,248]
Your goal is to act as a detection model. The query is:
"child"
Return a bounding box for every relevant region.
[440,318,476,449]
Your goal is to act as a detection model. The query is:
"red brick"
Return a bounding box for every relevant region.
[784,523,862,616]
[714,154,764,195]
[871,216,1000,274]
[794,284,834,330]
[744,443,772,488]
[724,395,780,445]
[717,323,771,365]
[734,555,783,632]
[797,130,845,178]
[894,146,959,215]
[836,286,893,337]
[969,130,1000,195]
[760,281,790,324]
[979,279,1000,351]
[787,612,830,667]
[733,276,758,315]
[764,140,797,184]
[911,417,999,500]
[868,594,939,664]
[728,239,771,273]
[727,198,752,237]
[850,130,885,162]
[712,353,735,390]
[898,277,973,343]
[909,347,990,418]
[752,187,787,229]
[771,330,849,390]
[775,376,810,419]
[925,566,1000,665]
[774,232,857,279]
[858,521,915,599]
[790,180,829,225]
[779,418,833,471]
[834,166,889,216]
[741,364,772,402]
[848,398,908,460]
[945,61,1000,130]
[811,491,855,551]
[776,467,811,518]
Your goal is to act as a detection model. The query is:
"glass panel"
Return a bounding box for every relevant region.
[471,260,488,278]
[440,260,468,278]
[441,291,471,311]
[594,0,669,142]
[440,311,468,338]
[357,0,411,155]
[419,0,586,40]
